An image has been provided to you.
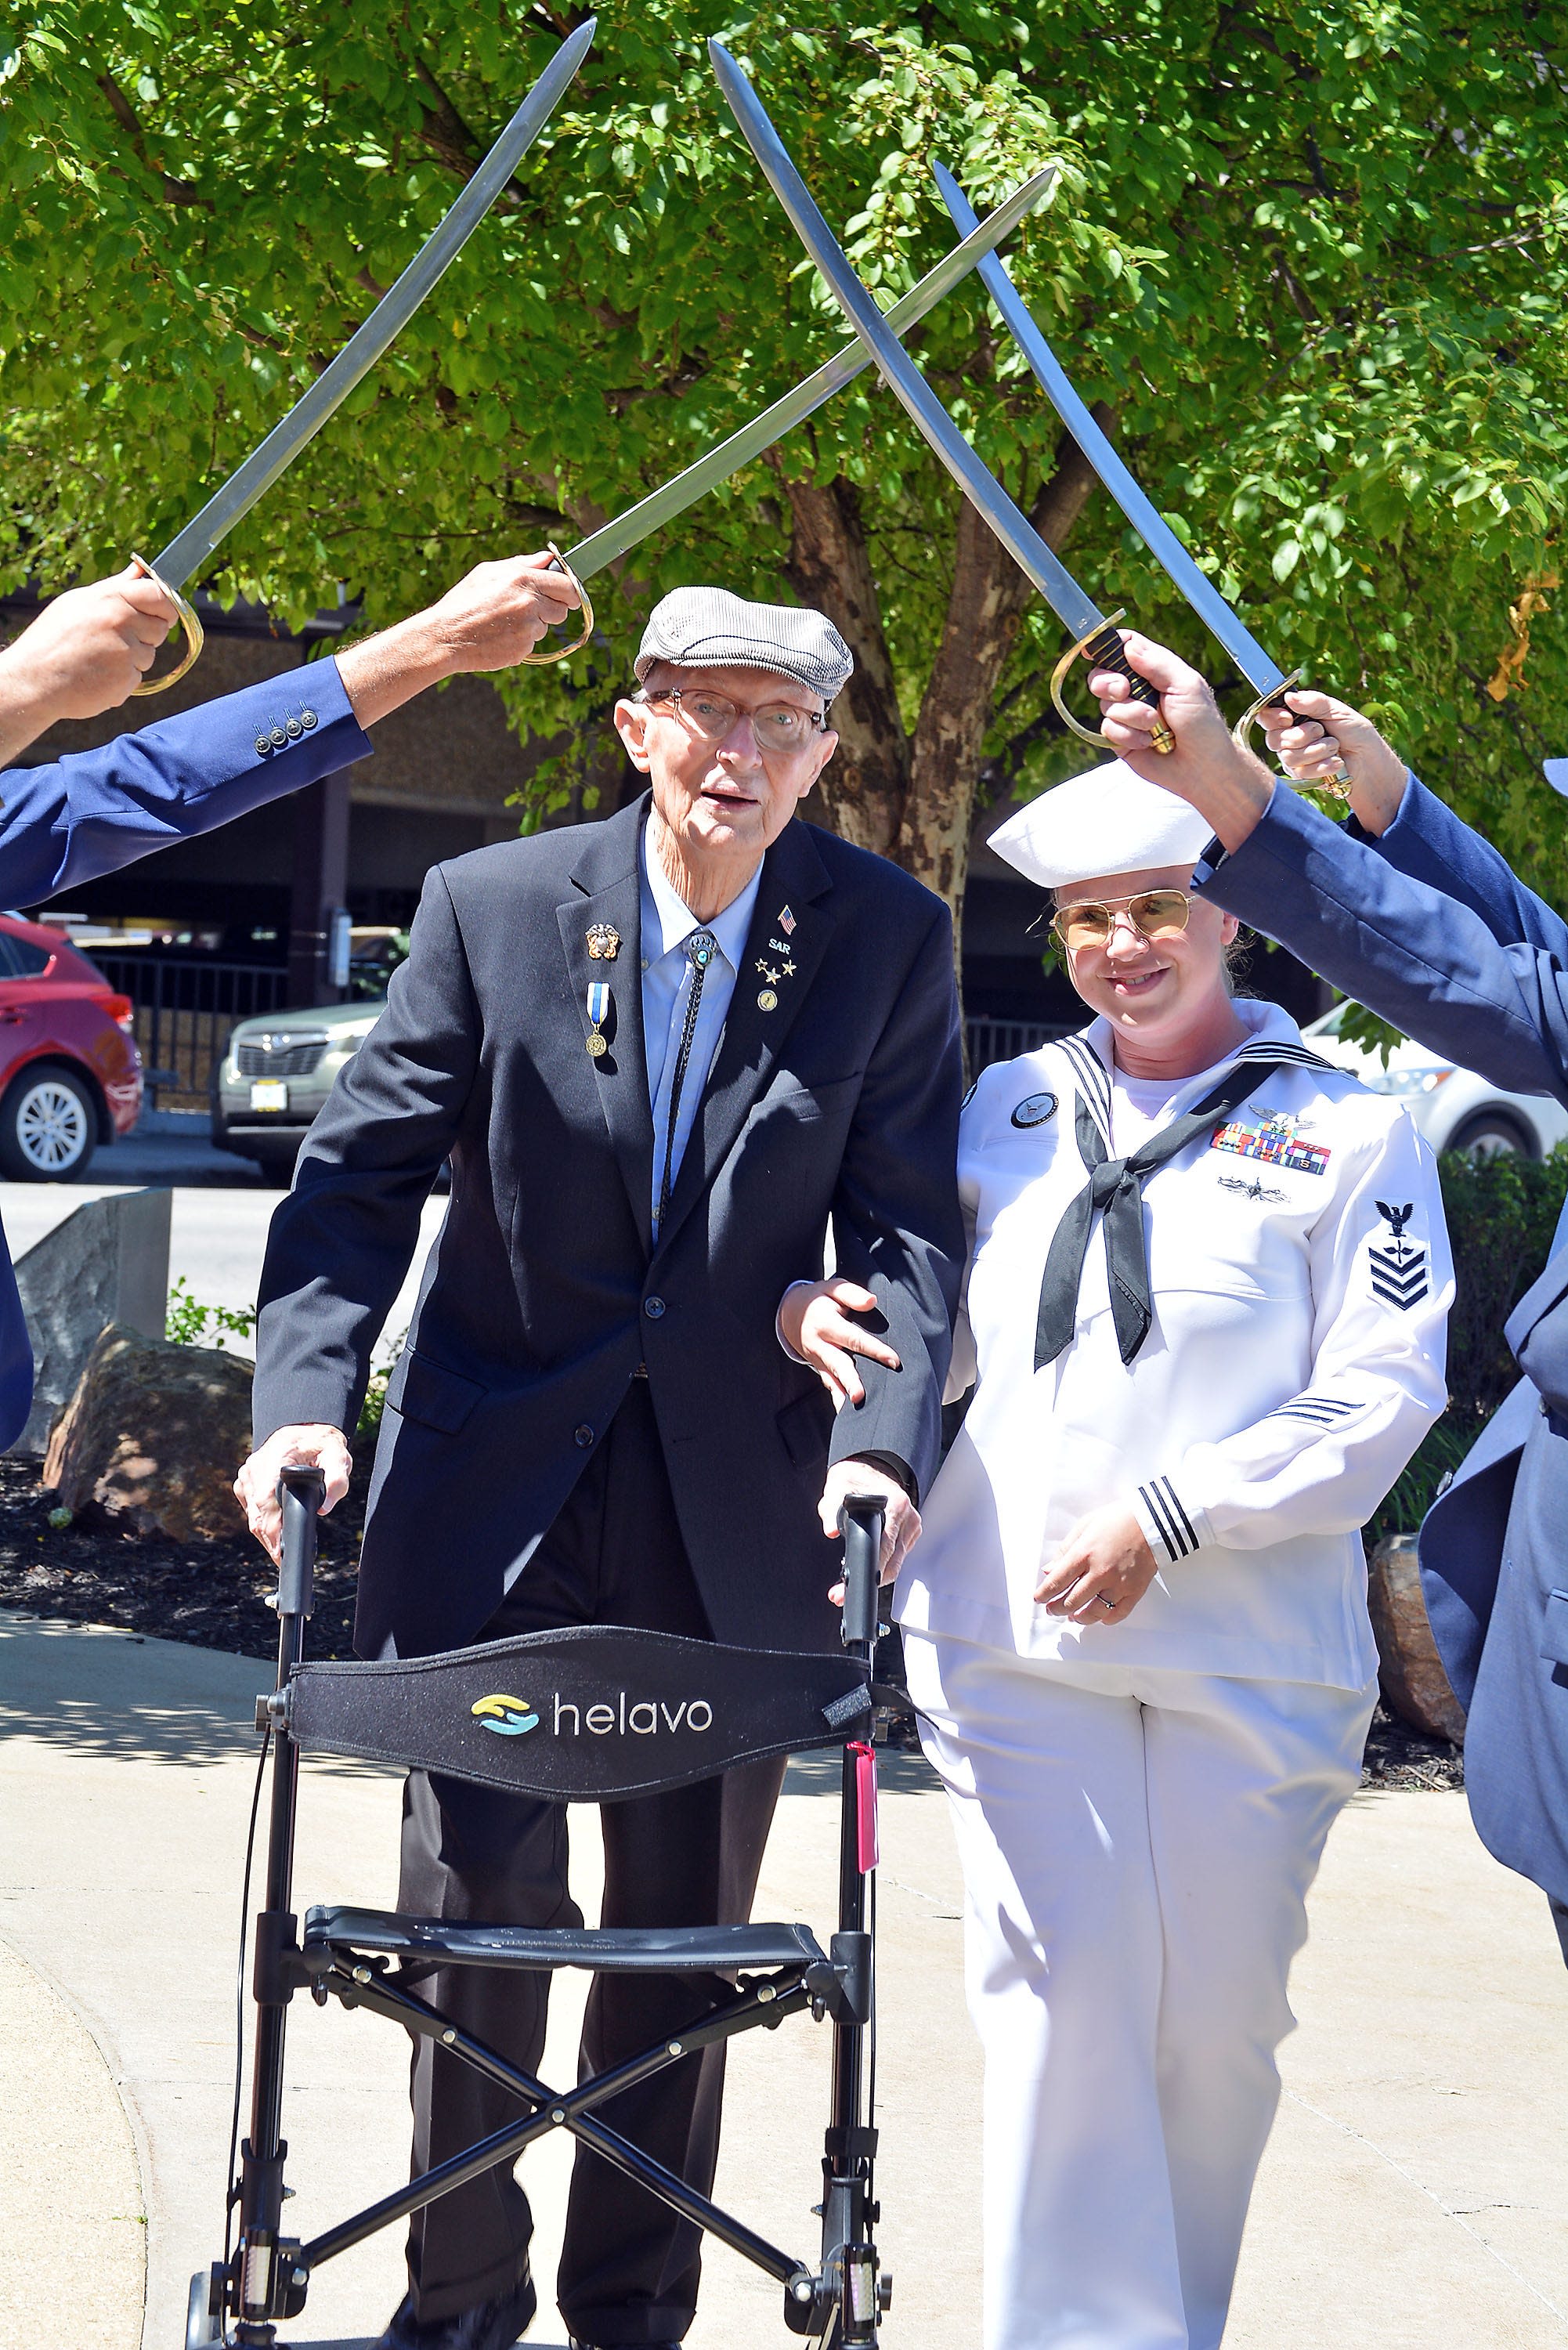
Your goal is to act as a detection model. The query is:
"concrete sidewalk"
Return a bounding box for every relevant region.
[2,1609,1565,2350]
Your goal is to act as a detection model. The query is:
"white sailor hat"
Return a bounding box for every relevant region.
[635,587,853,703]
[988,760,1213,891]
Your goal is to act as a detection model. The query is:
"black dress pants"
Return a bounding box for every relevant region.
[398,1381,786,2339]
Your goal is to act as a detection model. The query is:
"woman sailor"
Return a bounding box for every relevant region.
[782,762,1452,2350]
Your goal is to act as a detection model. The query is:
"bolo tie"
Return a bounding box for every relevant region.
[654,927,718,1238]
[1034,1060,1290,1369]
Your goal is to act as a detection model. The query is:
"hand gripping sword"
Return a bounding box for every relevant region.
[709,41,1175,756]
[130,20,596,695]
[934,162,1334,774]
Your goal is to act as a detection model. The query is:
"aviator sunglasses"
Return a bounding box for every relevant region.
[1050,888,1193,952]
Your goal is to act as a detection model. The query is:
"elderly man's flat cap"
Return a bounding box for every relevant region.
[635,587,853,703]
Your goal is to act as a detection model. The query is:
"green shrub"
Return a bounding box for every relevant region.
[165,1277,256,1350]
[1365,1143,1568,1539]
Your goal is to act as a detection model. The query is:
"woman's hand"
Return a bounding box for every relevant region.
[779,1276,902,1408]
[1035,1504,1160,1623]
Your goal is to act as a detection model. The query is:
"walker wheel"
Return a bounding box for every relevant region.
[186,2264,223,2345]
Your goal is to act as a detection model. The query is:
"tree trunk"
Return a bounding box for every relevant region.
[779,472,910,854]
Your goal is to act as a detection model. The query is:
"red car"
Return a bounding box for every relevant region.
[0,913,143,1179]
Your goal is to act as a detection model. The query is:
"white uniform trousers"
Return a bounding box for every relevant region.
[902,1630,1375,2350]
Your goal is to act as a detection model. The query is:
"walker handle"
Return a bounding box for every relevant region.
[839,1495,884,1652]
[276,1464,326,1621]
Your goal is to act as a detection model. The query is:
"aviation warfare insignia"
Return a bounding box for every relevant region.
[1212,1108,1331,1177]
[1219,1173,1288,1205]
[1011,1091,1057,1130]
[586,922,621,960]
[1368,1199,1429,1311]
[585,980,612,1058]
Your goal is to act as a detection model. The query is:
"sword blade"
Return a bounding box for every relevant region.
[934,163,1287,700]
[565,164,1057,584]
[709,42,1107,645]
[151,20,596,589]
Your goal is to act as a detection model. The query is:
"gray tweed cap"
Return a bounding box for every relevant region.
[635,587,853,703]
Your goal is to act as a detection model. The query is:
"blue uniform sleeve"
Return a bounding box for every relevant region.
[1349,772,1568,957]
[1193,782,1568,1106]
[0,655,372,906]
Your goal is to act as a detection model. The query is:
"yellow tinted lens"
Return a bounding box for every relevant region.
[1130,891,1190,935]
[754,705,807,745]
[1055,902,1112,949]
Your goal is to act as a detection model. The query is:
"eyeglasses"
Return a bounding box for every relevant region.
[1050,889,1192,951]
[643,687,828,751]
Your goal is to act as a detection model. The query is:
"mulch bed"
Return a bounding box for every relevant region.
[0,1450,369,1661]
[0,1454,1464,1788]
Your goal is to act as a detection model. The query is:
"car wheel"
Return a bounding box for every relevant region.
[1448,1108,1537,1161]
[0,1063,98,1180]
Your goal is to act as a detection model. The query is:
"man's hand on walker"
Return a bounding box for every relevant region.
[780,1274,902,1407]
[1036,1504,1159,1623]
[235,1423,353,1564]
[818,1459,921,1599]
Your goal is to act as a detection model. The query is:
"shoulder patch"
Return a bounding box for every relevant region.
[1368,1199,1429,1310]
[1011,1090,1057,1130]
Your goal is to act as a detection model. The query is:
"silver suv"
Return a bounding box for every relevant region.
[212,1000,385,1182]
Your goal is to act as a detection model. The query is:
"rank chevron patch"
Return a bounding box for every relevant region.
[1368,1199,1429,1311]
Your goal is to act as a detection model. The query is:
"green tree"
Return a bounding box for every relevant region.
[3,2,1566,950]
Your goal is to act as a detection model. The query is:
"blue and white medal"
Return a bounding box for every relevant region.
[585,980,611,1058]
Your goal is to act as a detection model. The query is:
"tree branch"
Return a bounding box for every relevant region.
[96,69,210,209]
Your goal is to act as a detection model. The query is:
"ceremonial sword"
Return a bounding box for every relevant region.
[710,41,1174,756]
[131,19,596,695]
[934,164,1317,764]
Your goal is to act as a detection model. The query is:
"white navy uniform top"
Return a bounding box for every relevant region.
[896,998,1454,1690]
[640,830,761,1241]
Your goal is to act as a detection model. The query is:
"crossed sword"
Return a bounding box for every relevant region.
[132,20,1311,771]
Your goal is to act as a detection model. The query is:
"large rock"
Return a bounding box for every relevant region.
[1367,1533,1466,1745]
[43,1322,253,1542]
[10,1189,172,1455]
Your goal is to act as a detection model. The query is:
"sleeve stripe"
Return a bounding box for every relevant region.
[1140,1477,1199,1562]
[1158,1473,1200,1553]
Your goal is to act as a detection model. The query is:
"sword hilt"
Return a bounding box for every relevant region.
[127,555,205,697]
[1049,611,1175,756]
[519,544,596,667]
[1232,672,1350,800]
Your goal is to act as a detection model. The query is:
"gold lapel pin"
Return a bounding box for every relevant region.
[587,922,621,960]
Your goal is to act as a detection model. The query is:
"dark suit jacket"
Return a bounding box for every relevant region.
[252,794,964,1662]
[1196,776,1568,1904]
[0,660,370,1447]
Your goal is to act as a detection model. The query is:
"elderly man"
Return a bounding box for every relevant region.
[236,587,963,2350]
[0,551,579,1448]
[1081,628,1568,1967]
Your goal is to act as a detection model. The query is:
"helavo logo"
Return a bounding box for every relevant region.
[554,1691,714,1737]
[471,1694,540,1737]
[469,1689,714,1738]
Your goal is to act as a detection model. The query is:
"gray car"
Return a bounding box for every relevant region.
[212,999,385,1181]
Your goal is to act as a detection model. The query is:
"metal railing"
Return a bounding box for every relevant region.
[965,1018,1062,1074]
[89,953,290,1110]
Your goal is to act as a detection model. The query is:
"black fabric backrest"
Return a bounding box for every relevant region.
[285,1625,872,1800]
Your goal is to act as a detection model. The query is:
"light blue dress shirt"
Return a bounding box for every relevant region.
[641,827,762,1241]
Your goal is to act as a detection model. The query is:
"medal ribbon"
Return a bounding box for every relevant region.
[1034,1060,1291,1369]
